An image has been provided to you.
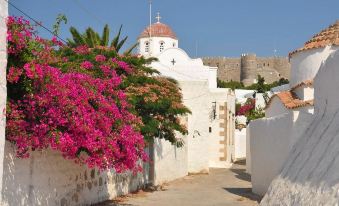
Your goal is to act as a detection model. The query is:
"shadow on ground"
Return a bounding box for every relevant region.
[224,160,262,203]
[92,200,134,206]
[230,160,251,182]
[223,187,262,203]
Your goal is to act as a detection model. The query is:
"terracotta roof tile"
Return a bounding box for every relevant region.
[139,22,177,40]
[290,79,313,91]
[289,20,339,57]
[266,90,314,110]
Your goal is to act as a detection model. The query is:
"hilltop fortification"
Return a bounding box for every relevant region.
[202,54,290,86]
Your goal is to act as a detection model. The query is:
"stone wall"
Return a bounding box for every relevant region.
[1,141,149,206]
[202,54,291,86]
[202,57,241,82]
[0,1,7,203]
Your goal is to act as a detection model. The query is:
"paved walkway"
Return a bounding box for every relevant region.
[98,162,261,206]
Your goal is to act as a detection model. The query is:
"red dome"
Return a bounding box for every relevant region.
[139,22,177,39]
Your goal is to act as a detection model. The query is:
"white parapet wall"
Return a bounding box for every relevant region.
[248,111,313,196]
[261,49,339,205]
[0,1,7,203]
[234,128,246,161]
[152,137,188,185]
[1,141,148,206]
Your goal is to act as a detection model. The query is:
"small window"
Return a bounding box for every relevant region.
[267,63,270,67]
[145,41,149,52]
[173,42,176,47]
[160,41,165,52]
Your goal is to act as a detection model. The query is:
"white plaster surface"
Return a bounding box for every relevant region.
[0,1,7,203]
[235,129,246,161]
[179,81,210,173]
[248,111,312,196]
[139,36,178,57]
[261,49,339,205]
[1,142,148,206]
[265,97,289,118]
[152,137,188,185]
[246,125,251,174]
[293,85,314,101]
[290,46,338,87]
[255,93,266,109]
[151,48,217,89]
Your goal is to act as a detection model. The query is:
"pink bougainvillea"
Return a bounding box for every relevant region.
[6,16,147,172]
[95,54,106,62]
[236,98,255,116]
[80,60,94,69]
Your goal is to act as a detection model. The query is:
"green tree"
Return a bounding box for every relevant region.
[56,29,191,147]
[67,25,137,55]
[52,14,68,36]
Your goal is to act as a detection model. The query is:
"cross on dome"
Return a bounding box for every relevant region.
[156,12,162,23]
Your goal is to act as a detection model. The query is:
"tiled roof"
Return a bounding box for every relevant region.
[266,90,314,110]
[289,20,339,57]
[290,79,313,91]
[139,22,177,39]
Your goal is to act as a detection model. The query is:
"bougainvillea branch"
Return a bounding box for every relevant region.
[6,16,146,172]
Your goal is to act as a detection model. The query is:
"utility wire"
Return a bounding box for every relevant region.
[4,0,68,44]
[70,0,105,25]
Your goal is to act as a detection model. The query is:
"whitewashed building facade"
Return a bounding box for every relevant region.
[248,20,339,196]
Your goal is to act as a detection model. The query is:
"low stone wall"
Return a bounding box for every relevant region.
[1,141,148,206]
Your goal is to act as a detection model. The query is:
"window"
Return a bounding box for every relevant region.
[145,41,149,52]
[173,42,176,47]
[160,41,165,52]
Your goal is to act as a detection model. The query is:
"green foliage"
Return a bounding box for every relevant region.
[56,45,190,147]
[246,107,265,124]
[217,79,244,90]
[67,24,138,55]
[52,14,67,36]
[218,76,289,93]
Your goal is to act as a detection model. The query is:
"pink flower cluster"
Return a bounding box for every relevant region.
[7,16,33,54]
[6,16,147,172]
[95,54,106,62]
[80,61,93,69]
[112,58,133,73]
[236,99,255,116]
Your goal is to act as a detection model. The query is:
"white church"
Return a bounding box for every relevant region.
[137,13,236,182]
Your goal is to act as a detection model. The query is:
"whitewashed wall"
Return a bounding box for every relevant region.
[293,85,314,101]
[139,36,179,57]
[152,137,188,185]
[246,126,251,174]
[248,111,313,196]
[261,49,339,205]
[180,80,210,173]
[1,141,148,206]
[0,1,7,203]
[235,129,246,161]
[265,97,289,118]
[290,46,338,87]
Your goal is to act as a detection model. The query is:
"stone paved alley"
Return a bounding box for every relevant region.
[97,162,261,206]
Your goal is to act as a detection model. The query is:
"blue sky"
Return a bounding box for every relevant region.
[9,0,339,57]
